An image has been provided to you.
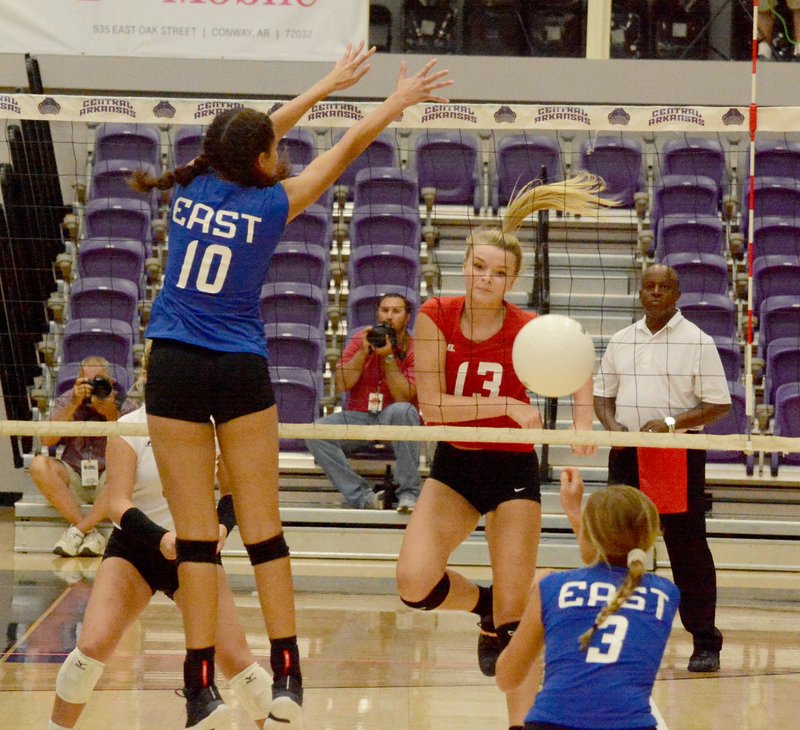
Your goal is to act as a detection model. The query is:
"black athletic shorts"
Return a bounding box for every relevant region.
[429,442,541,515]
[103,527,222,600]
[146,339,275,424]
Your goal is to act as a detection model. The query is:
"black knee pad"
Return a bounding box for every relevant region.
[496,621,521,650]
[176,539,219,564]
[245,533,290,566]
[400,573,450,611]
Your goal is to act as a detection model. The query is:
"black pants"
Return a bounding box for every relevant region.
[607,447,723,653]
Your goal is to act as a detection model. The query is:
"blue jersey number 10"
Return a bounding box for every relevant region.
[176,240,232,294]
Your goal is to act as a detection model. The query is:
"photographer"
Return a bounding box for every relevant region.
[306,294,421,512]
[29,356,138,558]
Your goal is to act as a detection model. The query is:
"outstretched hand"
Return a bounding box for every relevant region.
[393,59,453,107]
[324,41,376,92]
[559,467,585,519]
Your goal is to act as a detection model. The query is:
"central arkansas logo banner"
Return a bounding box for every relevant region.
[0,0,367,62]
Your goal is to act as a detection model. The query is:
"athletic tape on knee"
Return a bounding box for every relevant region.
[496,621,521,651]
[55,647,105,704]
[400,573,451,611]
[175,538,219,564]
[245,533,290,566]
[229,661,272,721]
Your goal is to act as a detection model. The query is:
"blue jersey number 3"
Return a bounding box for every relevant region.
[176,240,232,294]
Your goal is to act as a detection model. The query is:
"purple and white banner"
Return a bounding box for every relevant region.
[0,0,367,62]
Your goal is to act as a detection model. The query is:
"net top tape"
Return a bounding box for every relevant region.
[1,94,794,133]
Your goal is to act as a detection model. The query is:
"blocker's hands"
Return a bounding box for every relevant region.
[392,59,453,108]
[323,41,376,92]
[559,467,585,520]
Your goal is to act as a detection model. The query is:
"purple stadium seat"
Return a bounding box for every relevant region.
[334,131,398,200]
[741,176,800,233]
[282,203,332,248]
[172,125,206,168]
[764,337,800,407]
[347,284,419,332]
[753,216,800,258]
[655,214,724,259]
[770,382,800,474]
[265,241,329,288]
[678,293,736,339]
[493,133,564,211]
[414,131,482,211]
[259,282,326,329]
[579,134,645,207]
[278,128,316,166]
[349,244,421,290]
[78,238,145,290]
[91,160,159,212]
[56,361,132,397]
[705,381,752,472]
[264,322,325,371]
[85,197,152,248]
[269,365,322,451]
[753,255,800,316]
[713,336,742,383]
[662,252,729,296]
[651,174,719,234]
[353,167,419,210]
[349,204,421,254]
[94,123,161,167]
[69,277,140,331]
[62,317,133,370]
[752,138,800,179]
[660,136,725,195]
[757,295,800,359]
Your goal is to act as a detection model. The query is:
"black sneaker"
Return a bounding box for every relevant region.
[180,685,231,729]
[266,674,304,729]
[687,648,720,673]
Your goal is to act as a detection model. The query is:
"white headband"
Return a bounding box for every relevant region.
[627,548,647,567]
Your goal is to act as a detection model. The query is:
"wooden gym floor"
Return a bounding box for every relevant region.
[1,507,799,730]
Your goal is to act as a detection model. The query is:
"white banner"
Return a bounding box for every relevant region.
[0,93,765,134]
[0,0,368,62]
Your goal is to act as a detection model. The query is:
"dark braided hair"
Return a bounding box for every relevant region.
[131,107,290,193]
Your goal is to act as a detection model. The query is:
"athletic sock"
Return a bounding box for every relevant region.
[270,636,302,682]
[184,646,216,691]
[471,584,493,621]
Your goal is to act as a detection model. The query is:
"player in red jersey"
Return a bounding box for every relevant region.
[396,174,615,730]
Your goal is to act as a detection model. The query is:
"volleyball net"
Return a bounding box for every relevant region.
[1,92,800,470]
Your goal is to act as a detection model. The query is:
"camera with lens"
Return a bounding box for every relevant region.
[88,376,113,399]
[366,322,397,350]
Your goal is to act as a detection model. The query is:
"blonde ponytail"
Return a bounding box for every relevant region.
[502,172,618,237]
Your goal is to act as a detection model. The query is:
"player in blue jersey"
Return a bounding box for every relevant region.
[132,45,452,730]
[496,467,679,730]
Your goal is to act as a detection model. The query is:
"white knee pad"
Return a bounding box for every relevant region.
[55,647,105,705]
[229,662,272,721]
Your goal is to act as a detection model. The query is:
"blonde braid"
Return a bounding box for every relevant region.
[579,556,647,651]
[501,172,618,236]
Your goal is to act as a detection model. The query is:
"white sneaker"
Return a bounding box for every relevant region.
[78,528,107,557]
[363,490,385,510]
[396,493,417,514]
[758,40,773,60]
[53,526,85,557]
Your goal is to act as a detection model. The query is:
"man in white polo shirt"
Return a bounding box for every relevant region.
[594,264,731,674]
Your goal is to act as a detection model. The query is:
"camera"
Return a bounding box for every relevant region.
[366,322,397,350]
[88,376,113,399]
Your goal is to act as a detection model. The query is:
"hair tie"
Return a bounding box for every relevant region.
[627,548,647,567]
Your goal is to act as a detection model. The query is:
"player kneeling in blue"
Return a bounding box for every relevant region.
[48,402,272,730]
[496,467,679,730]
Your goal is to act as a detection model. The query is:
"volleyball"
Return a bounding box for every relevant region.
[512,315,596,397]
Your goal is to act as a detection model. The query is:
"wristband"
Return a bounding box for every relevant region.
[216,493,237,536]
[119,507,169,551]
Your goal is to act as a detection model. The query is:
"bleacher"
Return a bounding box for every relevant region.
[8,121,800,572]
